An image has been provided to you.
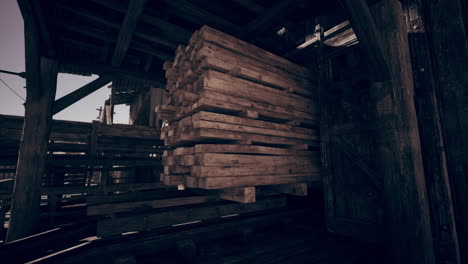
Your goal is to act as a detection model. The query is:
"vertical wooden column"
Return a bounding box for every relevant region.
[105,99,114,125]
[423,0,468,262]
[402,1,461,263]
[367,1,435,262]
[6,57,58,241]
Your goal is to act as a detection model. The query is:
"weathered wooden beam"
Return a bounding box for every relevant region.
[342,0,390,81]
[402,2,461,263]
[58,4,181,49]
[57,22,174,62]
[368,1,435,262]
[52,75,113,115]
[111,0,147,66]
[422,0,468,262]
[90,0,192,42]
[58,59,166,85]
[28,0,54,57]
[87,196,219,216]
[7,1,58,242]
[7,57,58,242]
[219,187,256,203]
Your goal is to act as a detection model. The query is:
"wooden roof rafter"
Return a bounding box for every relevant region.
[111,0,147,66]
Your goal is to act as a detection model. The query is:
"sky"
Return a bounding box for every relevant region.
[0,0,129,124]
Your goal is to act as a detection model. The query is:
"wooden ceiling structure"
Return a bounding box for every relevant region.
[22,0,354,105]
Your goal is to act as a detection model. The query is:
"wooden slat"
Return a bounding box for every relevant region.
[198,26,311,79]
[187,174,320,189]
[192,164,319,177]
[194,153,318,166]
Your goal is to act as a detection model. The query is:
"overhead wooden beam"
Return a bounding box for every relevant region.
[59,4,180,49]
[59,59,166,85]
[246,0,296,36]
[111,0,147,66]
[52,75,113,115]
[88,0,191,42]
[57,22,174,61]
[342,0,390,81]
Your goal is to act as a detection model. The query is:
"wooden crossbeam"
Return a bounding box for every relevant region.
[59,4,180,49]
[89,0,191,43]
[111,0,147,66]
[284,20,358,58]
[52,75,114,115]
[57,22,174,62]
[342,0,390,81]
[59,59,166,85]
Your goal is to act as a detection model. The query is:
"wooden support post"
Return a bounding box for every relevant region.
[422,0,468,262]
[6,57,58,242]
[105,99,114,125]
[369,1,435,262]
[402,1,461,263]
[219,187,256,203]
[342,0,390,81]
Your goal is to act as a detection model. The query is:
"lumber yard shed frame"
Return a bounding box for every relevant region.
[0,0,466,263]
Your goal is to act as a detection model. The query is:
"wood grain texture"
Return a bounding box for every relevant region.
[7,56,58,242]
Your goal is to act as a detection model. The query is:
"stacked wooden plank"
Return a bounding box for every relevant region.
[157,26,321,191]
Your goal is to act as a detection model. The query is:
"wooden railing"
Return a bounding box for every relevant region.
[0,114,164,186]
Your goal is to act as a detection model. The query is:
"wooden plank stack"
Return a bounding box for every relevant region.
[157,26,321,192]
